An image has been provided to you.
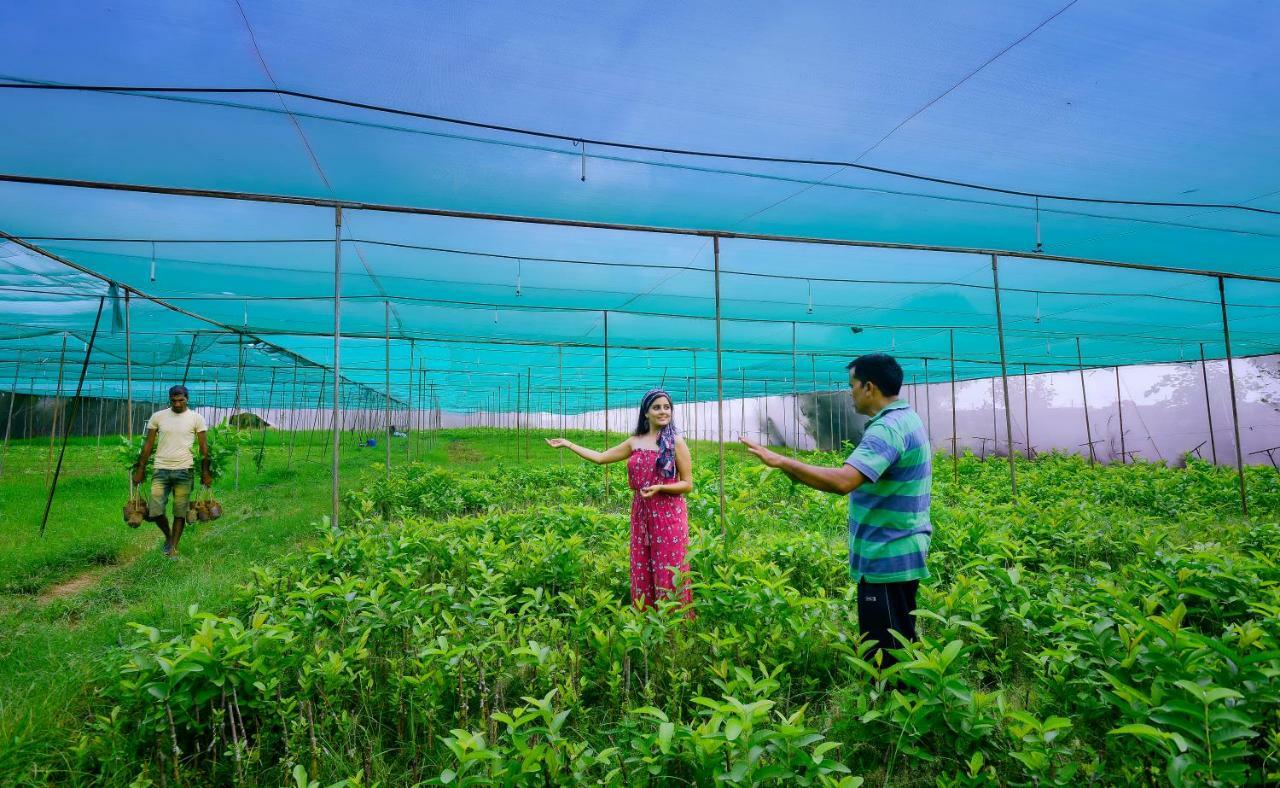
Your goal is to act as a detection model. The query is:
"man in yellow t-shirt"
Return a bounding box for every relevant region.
[132,385,211,558]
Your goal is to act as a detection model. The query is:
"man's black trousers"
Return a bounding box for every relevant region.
[856,579,919,667]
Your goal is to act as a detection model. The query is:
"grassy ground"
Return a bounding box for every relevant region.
[0,426,630,778]
[0,425,675,767]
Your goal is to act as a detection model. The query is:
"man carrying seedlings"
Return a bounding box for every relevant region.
[132,385,212,558]
[740,353,931,669]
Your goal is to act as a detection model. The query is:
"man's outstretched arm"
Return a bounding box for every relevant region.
[739,437,866,495]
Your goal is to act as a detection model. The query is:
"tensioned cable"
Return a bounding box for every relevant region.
[1,81,1277,218]
[3,284,1267,347]
[17,236,1280,310]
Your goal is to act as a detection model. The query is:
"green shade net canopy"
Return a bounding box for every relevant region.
[1,1,1278,413]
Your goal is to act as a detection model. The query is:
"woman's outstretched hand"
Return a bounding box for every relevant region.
[545,437,571,449]
[639,484,664,498]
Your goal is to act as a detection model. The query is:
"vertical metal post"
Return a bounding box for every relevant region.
[1076,337,1095,466]
[1114,365,1127,463]
[526,367,532,461]
[949,329,958,484]
[95,368,105,447]
[1022,363,1031,460]
[602,310,610,498]
[125,291,133,440]
[1218,277,1248,515]
[691,351,698,463]
[310,367,325,462]
[232,337,244,489]
[790,321,798,456]
[1199,342,1218,464]
[829,368,839,450]
[0,357,18,478]
[741,367,747,441]
[762,378,768,443]
[990,255,1017,499]
[406,342,415,462]
[991,377,998,450]
[287,357,299,469]
[384,300,391,479]
[331,206,343,531]
[558,345,565,435]
[923,358,933,448]
[713,236,726,538]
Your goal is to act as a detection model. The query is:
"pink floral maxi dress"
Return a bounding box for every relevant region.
[627,448,692,608]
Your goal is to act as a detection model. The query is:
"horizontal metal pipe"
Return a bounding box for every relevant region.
[4,172,1280,285]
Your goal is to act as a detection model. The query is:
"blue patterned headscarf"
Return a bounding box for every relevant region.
[640,389,678,479]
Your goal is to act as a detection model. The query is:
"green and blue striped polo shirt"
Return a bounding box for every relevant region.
[843,400,932,583]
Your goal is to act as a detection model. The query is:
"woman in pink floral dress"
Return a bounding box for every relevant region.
[546,389,693,609]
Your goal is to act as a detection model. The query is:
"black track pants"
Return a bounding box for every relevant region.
[856,579,919,668]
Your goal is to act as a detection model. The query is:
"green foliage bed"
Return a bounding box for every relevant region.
[86,452,1280,785]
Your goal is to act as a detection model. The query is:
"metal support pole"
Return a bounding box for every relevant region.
[713,236,727,538]
[1022,363,1032,459]
[1076,337,1095,466]
[384,300,391,479]
[526,367,532,461]
[691,351,698,463]
[949,329,958,484]
[0,357,18,478]
[923,358,933,449]
[95,370,105,447]
[125,291,133,440]
[791,321,798,456]
[232,337,244,489]
[287,357,299,469]
[331,206,343,531]
[741,367,747,442]
[407,340,415,462]
[990,255,1017,499]
[1218,277,1247,515]
[603,310,610,499]
[1199,343,1218,465]
[1114,366,1127,463]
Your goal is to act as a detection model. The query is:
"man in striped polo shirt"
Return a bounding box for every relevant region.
[741,353,931,667]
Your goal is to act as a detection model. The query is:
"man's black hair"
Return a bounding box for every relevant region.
[168,385,189,397]
[846,354,903,396]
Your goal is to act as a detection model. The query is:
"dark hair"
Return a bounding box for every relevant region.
[846,353,903,396]
[634,390,674,435]
[168,385,190,397]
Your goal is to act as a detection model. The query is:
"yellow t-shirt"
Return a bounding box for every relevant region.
[146,408,208,470]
